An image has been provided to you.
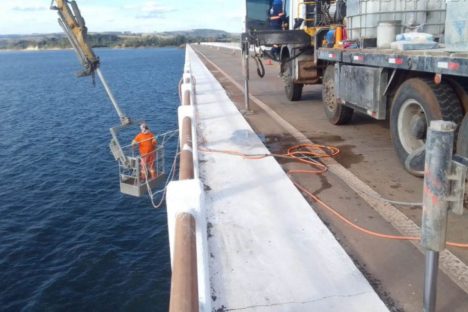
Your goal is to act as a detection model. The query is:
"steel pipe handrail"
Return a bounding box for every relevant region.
[169,57,199,312]
[180,117,195,180]
[169,212,199,312]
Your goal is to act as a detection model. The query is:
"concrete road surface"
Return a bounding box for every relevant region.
[192,44,468,311]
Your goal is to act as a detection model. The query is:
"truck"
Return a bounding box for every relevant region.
[243,0,468,175]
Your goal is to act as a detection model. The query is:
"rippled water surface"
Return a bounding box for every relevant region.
[0,48,183,311]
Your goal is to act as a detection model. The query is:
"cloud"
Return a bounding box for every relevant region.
[12,6,48,12]
[5,1,50,12]
[0,0,242,34]
[137,1,175,19]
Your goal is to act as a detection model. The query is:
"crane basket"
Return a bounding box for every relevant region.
[109,122,169,197]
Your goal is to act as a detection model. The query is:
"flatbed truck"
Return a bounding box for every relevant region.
[243,0,468,174]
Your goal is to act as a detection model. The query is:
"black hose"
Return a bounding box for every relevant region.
[253,55,265,78]
[263,48,307,64]
[335,0,347,23]
[249,43,307,79]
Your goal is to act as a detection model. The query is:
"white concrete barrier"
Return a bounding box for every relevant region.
[166,45,210,312]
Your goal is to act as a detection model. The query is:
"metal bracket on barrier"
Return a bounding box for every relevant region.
[183,73,192,84]
[448,155,468,215]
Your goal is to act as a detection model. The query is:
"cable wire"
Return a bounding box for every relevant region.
[141,130,180,209]
[198,143,468,249]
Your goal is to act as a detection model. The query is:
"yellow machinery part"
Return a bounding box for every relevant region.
[54,0,98,67]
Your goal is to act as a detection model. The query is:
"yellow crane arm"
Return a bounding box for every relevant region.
[51,0,99,76]
[50,0,130,125]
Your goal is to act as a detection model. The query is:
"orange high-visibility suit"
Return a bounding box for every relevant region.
[133,132,158,180]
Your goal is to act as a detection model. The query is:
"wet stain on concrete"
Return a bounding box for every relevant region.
[335,144,364,168]
[262,133,296,155]
[313,175,332,196]
[207,222,214,238]
[231,129,260,147]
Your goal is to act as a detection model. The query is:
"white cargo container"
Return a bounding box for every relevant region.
[346,0,446,40]
[445,0,468,50]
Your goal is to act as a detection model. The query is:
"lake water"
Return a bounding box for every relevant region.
[0,48,183,311]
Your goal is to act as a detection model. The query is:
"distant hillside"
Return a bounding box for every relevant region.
[0,33,66,42]
[161,29,231,38]
[0,29,240,50]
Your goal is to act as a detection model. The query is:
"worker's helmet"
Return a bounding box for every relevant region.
[140,122,149,133]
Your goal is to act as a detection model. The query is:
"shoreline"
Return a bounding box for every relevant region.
[0,45,188,53]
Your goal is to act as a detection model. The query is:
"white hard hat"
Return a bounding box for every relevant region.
[140,122,149,132]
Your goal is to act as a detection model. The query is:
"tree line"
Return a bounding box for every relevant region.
[0,33,235,50]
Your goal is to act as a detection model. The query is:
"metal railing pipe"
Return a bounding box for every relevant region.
[242,36,251,112]
[169,56,199,311]
[180,117,194,180]
[169,212,199,312]
[182,89,191,106]
[181,76,192,106]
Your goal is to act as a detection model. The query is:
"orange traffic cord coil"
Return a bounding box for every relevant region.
[199,143,468,249]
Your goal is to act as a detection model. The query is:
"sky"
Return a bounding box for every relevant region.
[0,0,246,35]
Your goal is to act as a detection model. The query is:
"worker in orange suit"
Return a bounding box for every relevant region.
[132,122,158,180]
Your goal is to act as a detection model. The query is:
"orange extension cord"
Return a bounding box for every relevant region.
[199,144,468,249]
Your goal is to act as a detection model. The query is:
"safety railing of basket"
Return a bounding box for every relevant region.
[111,126,179,202]
[118,139,166,185]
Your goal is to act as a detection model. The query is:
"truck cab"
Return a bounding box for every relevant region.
[245,0,334,100]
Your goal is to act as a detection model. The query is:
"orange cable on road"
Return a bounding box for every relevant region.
[294,182,420,242]
[198,143,468,249]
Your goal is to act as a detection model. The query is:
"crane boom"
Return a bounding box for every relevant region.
[51,0,130,125]
[52,0,99,76]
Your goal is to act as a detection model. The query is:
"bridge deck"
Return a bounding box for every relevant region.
[187,45,389,311]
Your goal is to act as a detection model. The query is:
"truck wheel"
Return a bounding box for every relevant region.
[283,59,303,101]
[447,77,468,114]
[390,78,464,174]
[457,114,468,157]
[322,65,353,125]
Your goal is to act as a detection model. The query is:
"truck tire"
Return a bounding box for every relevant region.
[447,77,468,114]
[457,114,468,157]
[390,78,464,174]
[283,58,303,101]
[322,65,353,125]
